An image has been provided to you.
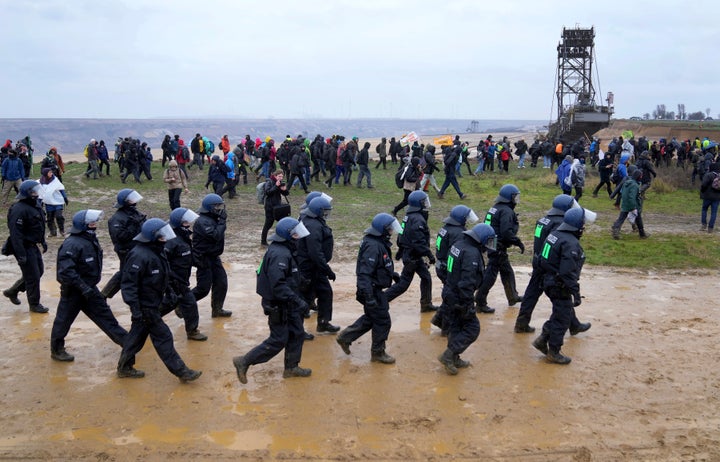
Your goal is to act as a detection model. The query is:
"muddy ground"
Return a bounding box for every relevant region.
[1,237,719,461]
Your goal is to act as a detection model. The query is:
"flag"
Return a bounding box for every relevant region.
[433,135,453,147]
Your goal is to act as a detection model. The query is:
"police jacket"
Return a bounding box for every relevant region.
[398,211,432,261]
[121,241,169,314]
[192,212,225,259]
[8,198,45,260]
[164,226,193,286]
[108,206,146,255]
[532,214,564,265]
[296,215,333,276]
[256,240,300,304]
[539,229,584,297]
[56,231,103,291]
[356,234,395,299]
[484,202,521,251]
[435,222,464,265]
[442,234,485,307]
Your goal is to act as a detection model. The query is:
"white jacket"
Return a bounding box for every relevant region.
[40,176,66,206]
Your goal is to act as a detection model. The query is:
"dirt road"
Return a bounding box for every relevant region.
[1,247,719,461]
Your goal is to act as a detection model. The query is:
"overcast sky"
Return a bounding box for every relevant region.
[2,0,718,121]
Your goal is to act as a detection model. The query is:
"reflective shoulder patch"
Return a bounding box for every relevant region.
[546,234,558,244]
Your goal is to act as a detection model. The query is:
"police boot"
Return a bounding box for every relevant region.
[569,322,591,336]
[117,367,145,379]
[532,329,549,355]
[186,329,208,341]
[211,300,232,318]
[546,349,572,365]
[503,280,522,306]
[438,349,458,375]
[420,302,439,313]
[430,311,443,328]
[475,303,496,314]
[51,348,75,362]
[514,314,536,333]
[283,366,312,379]
[232,355,250,384]
[453,354,471,369]
[336,336,352,355]
[3,280,23,305]
[371,350,396,364]
[178,368,202,383]
[317,321,340,334]
[30,304,49,314]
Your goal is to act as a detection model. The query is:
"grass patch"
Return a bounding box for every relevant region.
[4,159,714,270]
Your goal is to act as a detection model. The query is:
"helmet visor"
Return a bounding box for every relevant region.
[584,209,597,226]
[422,197,432,209]
[512,193,520,205]
[570,199,581,209]
[467,210,479,224]
[126,191,143,204]
[85,209,104,225]
[291,221,310,239]
[181,209,200,225]
[389,218,403,235]
[485,236,497,251]
[156,224,176,241]
[29,184,42,197]
[319,192,333,203]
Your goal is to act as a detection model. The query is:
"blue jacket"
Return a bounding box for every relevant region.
[555,159,572,191]
[1,156,25,181]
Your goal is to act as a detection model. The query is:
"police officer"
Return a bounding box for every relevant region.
[515,195,579,333]
[232,217,312,384]
[431,205,479,335]
[164,207,208,341]
[296,196,340,334]
[336,213,403,364]
[3,180,49,313]
[50,210,128,362]
[532,207,596,364]
[192,193,231,318]
[474,184,525,313]
[385,190,439,313]
[438,223,497,375]
[101,189,146,299]
[117,218,202,382]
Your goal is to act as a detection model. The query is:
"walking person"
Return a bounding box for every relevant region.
[438,145,467,199]
[50,210,128,362]
[232,217,313,384]
[474,184,525,313]
[572,156,586,202]
[356,141,373,188]
[97,140,111,176]
[532,207,596,364]
[700,162,720,232]
[375,137,388,169]
[336,213,403,364]
[2,180,49,313]
[611,169,649,239]
[419,145,441,193]
[192,194,232,318]
[592,151,614,198]
[261,170,290,246]
[163,160,189,210]
[1,149,25,206]
[39,167,68,237]
[437,224,497,375]
[391,157,421,216]
[117,218,202,382]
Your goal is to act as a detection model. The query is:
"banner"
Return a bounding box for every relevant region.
[432,135,453,147]
[399,131,419,146]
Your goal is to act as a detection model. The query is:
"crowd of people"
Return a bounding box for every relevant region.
[2,128,720,384]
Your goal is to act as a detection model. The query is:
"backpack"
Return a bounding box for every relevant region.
[256,181,268,204]
[83,145,89,158]
[181,146,190,161]
[712,173,720,191]
[395,164,409,188]
[205,140,215,154]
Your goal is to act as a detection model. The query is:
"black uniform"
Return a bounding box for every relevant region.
[296,213,336,328]
[337,233,395,355]
[164,226,201,334]
[51,230,128,357]
[118,241,193,378]
[102,205,146,299]
[6,197,47,311]
[385,210,436,311]
[191,209,229,317]
[539,229,585,355]
[432,221,466,332]
[442,234,485,357]
[261,178,289,245]
[243,239,307,369]
[474,201,523,310]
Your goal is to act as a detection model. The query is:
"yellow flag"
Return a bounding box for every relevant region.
[433,135,453,147]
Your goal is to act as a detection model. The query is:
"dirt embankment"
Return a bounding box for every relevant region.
[594,120,720,147]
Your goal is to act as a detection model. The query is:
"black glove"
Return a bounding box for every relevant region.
[41,242,48,253]
[428,254,436,265]
[365,297,378,309]
[573,292,582,307]
[327,270,336,282]
[204,183,210,189]
[217,208,227,221]
[517,241,525,254]
[392,272,401,283]
[294,296,309,314]
[64,197,69,205]
[16,255,27,265]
